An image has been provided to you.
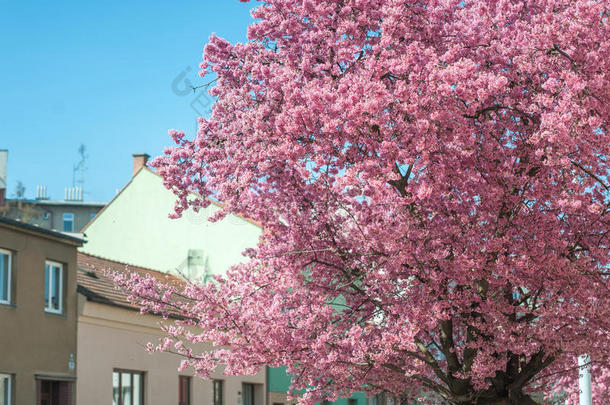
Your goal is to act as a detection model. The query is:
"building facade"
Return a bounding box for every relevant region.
[1,197,106,234]
[0,149,105,234]
[80,153,369,405]
[77,252,266,405]
[0,216,83,405]
[81,154,262,282]
[267,367,369,405]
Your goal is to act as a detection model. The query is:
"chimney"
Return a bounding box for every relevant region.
[36,185,48,200]
[132,153,150,176]
[64,186,83,201]
[0,150,7,206]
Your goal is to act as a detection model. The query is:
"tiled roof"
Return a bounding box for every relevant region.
[77,252,184,313]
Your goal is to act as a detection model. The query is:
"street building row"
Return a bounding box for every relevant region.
[0,151,369,405]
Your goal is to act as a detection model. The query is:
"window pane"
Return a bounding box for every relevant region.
[113,371,144,405]
[179,376,190,405]
[213,380,223,405]
[45,263,62,313]
[242,383,253,405]
[121,373,132,405]
[0,374,10,405]
[133,374,142,405]
[52,265,61,311]
[0,252,8,302]
[62,213,74,232]
[44,264,50,307]
[113,372,120,405]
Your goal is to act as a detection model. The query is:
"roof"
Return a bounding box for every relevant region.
[5,199,106,207]
[0,216,84,245]
[77,252,185,315]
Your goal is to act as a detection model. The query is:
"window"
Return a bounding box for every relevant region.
[38,380,72,405]
[348,399,357,405]
[62,213,74,232]
[0,374,11,405]
[0,249,11,305]
[242,383,255,405]
[178,376,190,405]
[213,380,223,405]
[113,370,143,405]
[44,261,63,314]
[368,394,386,405]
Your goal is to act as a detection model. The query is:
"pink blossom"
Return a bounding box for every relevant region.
[117,1,610,404]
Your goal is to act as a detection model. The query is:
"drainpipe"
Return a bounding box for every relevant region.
[578,354,592,405]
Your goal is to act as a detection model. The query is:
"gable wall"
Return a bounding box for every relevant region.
[81,169,262,279]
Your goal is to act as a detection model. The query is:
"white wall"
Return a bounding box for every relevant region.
[81,169,262,280]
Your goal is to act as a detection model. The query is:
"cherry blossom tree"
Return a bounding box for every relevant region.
[115,1,610,404]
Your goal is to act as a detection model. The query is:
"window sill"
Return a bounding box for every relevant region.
[0,302,16,308]
[44,309,66,318]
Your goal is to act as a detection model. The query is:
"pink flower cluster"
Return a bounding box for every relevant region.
[118,1,610,404]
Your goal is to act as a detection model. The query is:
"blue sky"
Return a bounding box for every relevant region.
[0,0,256,202]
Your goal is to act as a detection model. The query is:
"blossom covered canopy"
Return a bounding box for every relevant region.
[117,1,610,404]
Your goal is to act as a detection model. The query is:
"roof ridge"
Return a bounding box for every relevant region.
[76,252,186,319]
[82,165,263,233]
[77,251,167,275]
[0,215,84,245]
[142,166,263,229]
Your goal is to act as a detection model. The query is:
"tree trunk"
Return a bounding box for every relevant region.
[478,396,538,405]
[453,391,539,405]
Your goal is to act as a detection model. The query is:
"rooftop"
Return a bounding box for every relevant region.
[5,198,106,207]
[77,252,184,315]
[0,215,84,245]
[82,166,262,233]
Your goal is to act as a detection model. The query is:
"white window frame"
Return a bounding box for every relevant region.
[0,373,12,405]
[242,383,256,405]
[44,261,63,314]
[213,380,224,405]
[113,369,144,405]
[0,248,12,305]
[62,213,74,232]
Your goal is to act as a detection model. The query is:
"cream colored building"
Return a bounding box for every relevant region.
[77,252,265,405]
[80,154,263,281]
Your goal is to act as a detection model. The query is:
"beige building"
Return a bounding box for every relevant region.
[77,252,266,405]
[0,215,83,405]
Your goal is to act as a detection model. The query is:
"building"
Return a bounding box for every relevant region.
[1,196,106,234]
[80,153,375,405]
[76,252,265,405]
[0,150,105,234]
[81,154,262,281]
[267,367,368,405]
[0,215,83,405]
